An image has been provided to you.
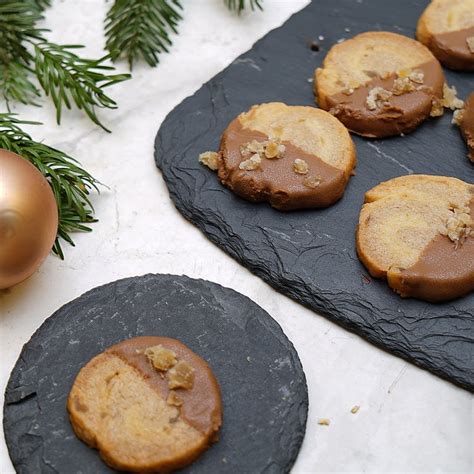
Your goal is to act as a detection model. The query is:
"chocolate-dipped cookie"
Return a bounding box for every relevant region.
[417,0,474,71]
[455,92,474,162]
[199,102,356,211]
[67,336,222,473]
[357,175,474,302]
[315,31,445,138]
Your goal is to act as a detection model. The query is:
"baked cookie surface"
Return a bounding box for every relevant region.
[201,102,356,211]
[357,175,474,302]
[458,92,474,162]
[417,0,474,71]
[67,336,222,473]
[315,32,445,138]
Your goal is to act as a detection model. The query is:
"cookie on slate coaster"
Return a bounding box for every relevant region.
[454,92,474,162]
[417,0,474,71]
[315,31,446,138]
[67,336,222,473]
[199,102,356,211]
[356,175,474,302]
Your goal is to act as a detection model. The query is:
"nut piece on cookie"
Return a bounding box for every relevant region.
[216,102,356,211]
[145,344,177,371]
[315,31,445,137]
[67,336,222,473]
[455,92,474,162]
[356,175,474,302]
[199,151,221,171]
[168,360,195,390]
[416,0,474,71]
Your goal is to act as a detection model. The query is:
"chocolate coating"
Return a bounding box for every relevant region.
[218,119,348,211]
[429,26,474,71]
[460,92,474,163]
[325,61,444,138]
[389,200,474,302]
[107,336,222,438]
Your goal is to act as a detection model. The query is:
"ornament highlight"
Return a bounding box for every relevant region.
[0,149,58,289]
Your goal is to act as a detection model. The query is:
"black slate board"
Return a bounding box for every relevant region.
[4,274,308,474]
[154,0,474,390]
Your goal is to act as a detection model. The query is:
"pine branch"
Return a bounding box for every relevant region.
[225,0,263,13]
[0,113,100,259]
[0,0,130,130]
[105,0,182,69]
[33,42,130,131]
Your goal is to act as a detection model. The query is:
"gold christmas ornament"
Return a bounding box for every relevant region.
[0,149,58,289]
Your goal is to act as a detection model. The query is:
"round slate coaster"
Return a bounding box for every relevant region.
[4,274,308,474]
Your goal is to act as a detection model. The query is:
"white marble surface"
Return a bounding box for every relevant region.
[0,1,472,473]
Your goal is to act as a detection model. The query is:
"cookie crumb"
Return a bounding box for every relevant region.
[467,36,474,53]
[442,83,464,110]
[240,139,265,157]
[293,158,309,175]
[167,391,183,407]
[351,405,360,414]
[145,345,177,371]
[168,360,195,390]
[452,109,464,126]
[366,86,392,110]
[318,418,330,426]
[440,208,472,248]
[303,175,322,189]
[199,151,221,171]
[239,153,261,171]
[430,97,444,117]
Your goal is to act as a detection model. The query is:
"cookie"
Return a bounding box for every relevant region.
[455,92,474,162]
[315,31,445,138]
[417,0,474,71]
[67,336,222,473]
[200,102,356,211]
[356,175,474,302]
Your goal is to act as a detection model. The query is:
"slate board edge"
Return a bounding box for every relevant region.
[153,3,473,392]
[3,273,309,473]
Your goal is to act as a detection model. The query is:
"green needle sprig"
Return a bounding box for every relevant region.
[0,0,130,130]
[0,113,100,259]
[224,0,264,13]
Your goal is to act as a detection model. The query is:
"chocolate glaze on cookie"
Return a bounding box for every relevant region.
[429,26,474,71]
[218,119,349,211]
[325,61,444,138]
[460,92,474,163]
[389,199,474,302]
[107,336,222,438]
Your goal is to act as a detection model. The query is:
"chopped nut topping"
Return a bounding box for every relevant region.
[198,151,221,171]
[430,97,444,117]
[167,360,195,390]
[342,87,355,95]
[264,140,286,159]
[408,70,424,84]
[293,158,309,175]
[452,109,465,126]
[303,175,322,189]
[439,208,472,248]
[441,83,464,110]
[240,139,265,157]
[392,77,416,95]
[241,138,285,161]
[467,36,474,53]
[351,405,360,414]
[318,418,330,426]
[239,153,261,171]
[145,345,177,371]
[167,391,183,407]
[366,86,392,110]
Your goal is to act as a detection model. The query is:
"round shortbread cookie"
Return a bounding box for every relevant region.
[315,31,445,138]
[200,102,356,211]
[356,175,474,302]
[417,0,474,71]
[68,336,222,473]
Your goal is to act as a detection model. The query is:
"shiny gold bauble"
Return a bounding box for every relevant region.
[0,149,58,289]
